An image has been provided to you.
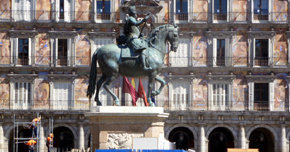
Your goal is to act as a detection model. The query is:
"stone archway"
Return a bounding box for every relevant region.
[53,126,74,152]
[9,126,32,152]
[208,127,235,152]
[249,127,274,152]
[168,127,194,150]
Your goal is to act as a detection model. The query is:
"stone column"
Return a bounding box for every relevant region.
[199,124,206,152]
[79,124,85,150]
[239,125,247,149]
[39,124,46,151]
[0,124,4,152]
[281,125,287,152]
[248,81,254,110]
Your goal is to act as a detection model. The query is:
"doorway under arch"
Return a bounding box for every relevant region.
[249,127,274,152]
[53,126,74,152]
[9,126,33,152]
[208,127,235,152]
[168,127,194,150]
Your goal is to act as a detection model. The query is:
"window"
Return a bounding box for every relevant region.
[97,0,111,20]
[214,0,227,20]
[254,0,268,20]
[14,82,31,109]
[254,83,269,111]
[216,39,225,66]
[57,39,68,66]
[212,84,229,109]
[171,81,189,110]
[18,38,29,65]
[255,39,268,66]
[60,0,64,19]
[176,0,188,20]
[169,39,189,67]
[53,82,72,110]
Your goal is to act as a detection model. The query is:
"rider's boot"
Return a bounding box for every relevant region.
[141,53,152,70]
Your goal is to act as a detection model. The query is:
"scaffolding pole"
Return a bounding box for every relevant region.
[13,113,41,152]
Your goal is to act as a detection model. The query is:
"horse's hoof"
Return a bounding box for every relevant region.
[96,101,102,106]
[149,102,155,107]
[114,100,121,106]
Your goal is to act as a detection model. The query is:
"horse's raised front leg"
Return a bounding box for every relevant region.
[151,76,166,97]
[103,75,120,106]
[94,75,106,106]
[147,76,155,107]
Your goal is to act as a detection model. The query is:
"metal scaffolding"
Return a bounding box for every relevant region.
[13,113,41,152]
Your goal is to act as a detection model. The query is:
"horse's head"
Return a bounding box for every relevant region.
[168,24,179,52]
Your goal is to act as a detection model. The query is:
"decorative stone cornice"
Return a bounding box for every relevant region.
[205,31,236,38]
[9,30,38,38]
[88,32,116,38]
[47,73,77,81]
[121,0,162,14]
[247,31,275,38]
[48,31,78,38]
[246,73,275,82]
[206,74,236,82]
[179,32,197,37]
[7,74,38,81]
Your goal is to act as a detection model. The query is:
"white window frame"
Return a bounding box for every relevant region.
[52,81,73,110]
[11,82,32,110]
[11,37,33,66]
[251,0,271,23]
[93,0,115,23]
[169,38,190,67]
[173,0,191,23]
[11,0,35,21]
[209,82,232,110]
[169,79,190,111]
[212,38,231,67]
[248,81,274,111]
[253,38,272,67]
[212,0,230,23]
[55,0,75,22]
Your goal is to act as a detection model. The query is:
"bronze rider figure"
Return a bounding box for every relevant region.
[124,6,152,70]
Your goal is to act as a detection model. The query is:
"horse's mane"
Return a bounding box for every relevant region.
[148,24,174,38]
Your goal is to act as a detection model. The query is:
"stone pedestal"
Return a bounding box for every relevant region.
[85,106,169,150]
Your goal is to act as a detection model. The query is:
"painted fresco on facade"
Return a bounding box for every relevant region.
[192,77,208,110]
[192,0,208,21]
[192,35,207,66]
[0,32,10,64]
[76,0,91,21]
[274,79,286,111]
[0,0,10,19]
[0,75,9,108]
[74,78,89,109]
[232,35,248,66]
[34,78,50,109]
[76,34,91,65]
[273,34,287,66]
[273,0,288,22]
[232,78,247,110]
[35,33,50,65]
[231,0,247,21]
[36,0,51,20]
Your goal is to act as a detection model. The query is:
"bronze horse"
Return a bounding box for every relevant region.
[87,24,179,106]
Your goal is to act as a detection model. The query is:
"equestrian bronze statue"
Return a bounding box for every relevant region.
[87,10,179,106]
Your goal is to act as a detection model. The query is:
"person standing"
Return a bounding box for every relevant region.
[46,133,54,152]
[25,139,37,152]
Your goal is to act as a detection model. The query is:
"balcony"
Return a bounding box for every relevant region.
[254,57,269,66]
[214,12,227,21]
[253,101,269,111]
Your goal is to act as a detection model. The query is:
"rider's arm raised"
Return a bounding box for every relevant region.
[128,16,148,26]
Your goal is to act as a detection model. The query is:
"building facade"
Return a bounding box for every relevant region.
[0,0,290,152]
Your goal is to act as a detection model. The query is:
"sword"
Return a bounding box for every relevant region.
[139,13,151,38]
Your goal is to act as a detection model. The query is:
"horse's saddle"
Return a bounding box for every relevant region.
[120,46,140,59]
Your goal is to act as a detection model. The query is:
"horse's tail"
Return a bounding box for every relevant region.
[87,50,98,98]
